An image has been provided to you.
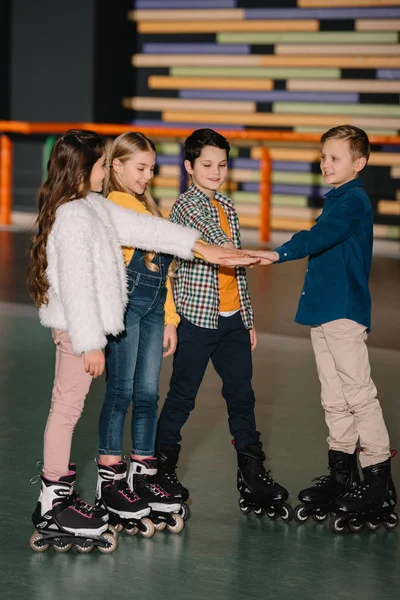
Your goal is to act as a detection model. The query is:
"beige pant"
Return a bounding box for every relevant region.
[43,329,92,480]
[310,319,390,468]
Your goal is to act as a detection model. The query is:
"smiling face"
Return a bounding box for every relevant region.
[90,152,107,192]
[113,150,156,196]
[184,145,228,199]
[320,137,366,189]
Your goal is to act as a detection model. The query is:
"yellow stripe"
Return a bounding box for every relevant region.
[129,9,244,21]
[251,148,400,168]
[124,96,255,113]
[162,110,400,129]
[378,201,400,216]
[391,167,400,178]
[148,76,274,91]
[287,79,400,93]
[356,19,400,31]
[299,0,400,6]
[260,55,400,68]
[138,19,319,33]
[276,44,400,56]
[133,54,262,67]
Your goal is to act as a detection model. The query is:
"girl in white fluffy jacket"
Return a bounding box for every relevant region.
[27,129,255,551]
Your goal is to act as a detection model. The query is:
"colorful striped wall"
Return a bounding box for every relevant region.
[126,0,400,240]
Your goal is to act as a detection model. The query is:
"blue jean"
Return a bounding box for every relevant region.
[98,250,169,456]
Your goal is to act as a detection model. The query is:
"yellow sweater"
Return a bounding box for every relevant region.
[108,191,180,327]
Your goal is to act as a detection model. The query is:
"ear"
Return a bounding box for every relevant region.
[112,158,123,173]
[354,157,367,173]
[184,159,193,176]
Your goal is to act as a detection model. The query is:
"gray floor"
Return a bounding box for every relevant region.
[1,230,399,600]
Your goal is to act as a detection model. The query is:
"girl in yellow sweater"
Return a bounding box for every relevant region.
[96,132,185,535]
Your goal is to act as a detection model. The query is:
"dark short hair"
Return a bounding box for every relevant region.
[184,128,230,166]
[321,125,370,162]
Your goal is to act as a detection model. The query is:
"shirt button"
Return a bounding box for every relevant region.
[283,253,287,256]
[302,292,305,295]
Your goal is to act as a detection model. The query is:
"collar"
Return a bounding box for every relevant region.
[325,178,363,199]
[187,183,233,209]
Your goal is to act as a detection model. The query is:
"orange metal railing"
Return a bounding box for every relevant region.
[1,120,400,240]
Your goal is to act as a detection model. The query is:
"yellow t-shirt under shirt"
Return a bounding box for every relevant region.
[211,199,240,313]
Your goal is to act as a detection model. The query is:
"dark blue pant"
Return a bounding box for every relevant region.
[157,312,259,452]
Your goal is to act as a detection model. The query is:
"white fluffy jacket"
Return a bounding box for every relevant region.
[39,192,200,354]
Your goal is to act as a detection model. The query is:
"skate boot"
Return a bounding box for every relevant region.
[127,456,185,534]
[30,470,117,553]
[156,444,190,520]
[294,450,360,525]
[95,461,154,538]
[237,442,292,522]
[332,453,398,534]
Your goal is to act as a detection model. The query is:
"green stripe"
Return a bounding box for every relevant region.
[273,172,324,186]
[170,67,340,79]
[231,191,309,207]
[218,32,398,44]
[42,136,56,182]
[274,102,400,116]
[156,142,181,155]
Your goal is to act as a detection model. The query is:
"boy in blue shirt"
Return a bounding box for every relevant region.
[253,125,397,533]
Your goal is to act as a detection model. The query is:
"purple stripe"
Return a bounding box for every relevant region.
[232,158,259,169]
[143,43,249,55]
[242,182,330,196]
[135,0,235,7]
[180,89,358,103]
[377,70,400,80]
[131,119,244,131]
[274,161,319,172]
[245,8,400,19]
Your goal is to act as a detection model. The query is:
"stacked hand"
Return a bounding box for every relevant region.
[195,243,261,267]
[243,250,279,265]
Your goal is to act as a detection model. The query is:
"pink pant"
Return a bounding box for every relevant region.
[43,329,92,480]
[311,319,390,468]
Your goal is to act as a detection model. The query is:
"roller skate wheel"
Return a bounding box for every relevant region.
[167,513,185,534]
[383,512,398,530]
[266,507,279,520]
[179,503,191,522]
[349,519,364,533]
[125,525,139,536]
[366,520,380,532]
[75,541,95,553]
[107,525,119,538]
[280,503,293,523]
[294,505,309,524]
[53,539,73,553]
[139,518,155,538]
[238,498,251,514]
[114,523,124,533]
[97,532,118,554]
[29,531,50,552]
[330,515,347,534]
[154,521,167,532]
[312,510,328,523]
[253,507,265,517]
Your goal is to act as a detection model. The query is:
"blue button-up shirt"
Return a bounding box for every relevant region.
[274,178,373,329]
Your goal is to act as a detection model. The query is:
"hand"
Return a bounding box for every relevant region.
[83,349,105,378]
[194,242,261,267]
[249,327,257,351]
[243,250,280,265]
[163,324,178,357]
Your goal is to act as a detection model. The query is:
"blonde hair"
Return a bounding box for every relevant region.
[105,132,175,276]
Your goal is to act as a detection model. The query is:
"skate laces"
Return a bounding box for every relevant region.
[70,492,96,516]
[29,461,44,485]
[118,479,141,502]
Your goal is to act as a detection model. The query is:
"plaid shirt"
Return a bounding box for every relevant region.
[169,183,254,330]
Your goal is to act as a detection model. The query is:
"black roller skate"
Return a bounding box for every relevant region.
[331,453,398,534]
[294,450,360,525]
[30,470,117,553]
[95,461,155,538]
[127,456,185,534]
[236,442,292,522]
[156,444,191,521]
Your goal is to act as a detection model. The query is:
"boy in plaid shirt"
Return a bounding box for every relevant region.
[156,129,292,522]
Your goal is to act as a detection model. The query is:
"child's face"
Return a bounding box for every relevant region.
[320,138,366,189]
[185,146,228,198]
[114,150,156,196]
[90,153,107,192]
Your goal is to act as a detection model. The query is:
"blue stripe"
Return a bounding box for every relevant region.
[377,70,400,80]
[180,89,358,103]
[245,8,400,19]
[273,162,319,172]
[231,158,259,169]
[135,0,235,7]
[131,120,244,131]
[143,43,250,55]
[242,182,330,196]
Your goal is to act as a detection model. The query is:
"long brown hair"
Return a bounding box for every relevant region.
[105,131,175,276]
[27,129,105,307]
